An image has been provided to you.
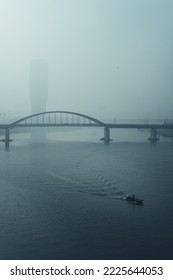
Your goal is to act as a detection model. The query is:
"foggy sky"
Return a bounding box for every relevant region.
[0,0,173,121]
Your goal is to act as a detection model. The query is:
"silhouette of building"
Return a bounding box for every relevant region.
[29,59,48,141]
[29,59,48,114]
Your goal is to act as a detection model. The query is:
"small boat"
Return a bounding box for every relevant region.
[125,194,143,205]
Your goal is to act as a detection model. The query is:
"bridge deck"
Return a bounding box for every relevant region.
[106,123,173,129]
[0,123,172,129]
[1,123,173,129]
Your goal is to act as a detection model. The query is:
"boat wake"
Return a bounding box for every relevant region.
[46,169,127,201]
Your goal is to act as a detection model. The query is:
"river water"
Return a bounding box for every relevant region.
[0,128,173,259]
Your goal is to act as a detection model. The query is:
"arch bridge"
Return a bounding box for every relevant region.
[0,111,110,148]
[1,111,173,149]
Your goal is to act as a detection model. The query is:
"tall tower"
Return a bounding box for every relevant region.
[29,59,48,114]
[29,59,48,141]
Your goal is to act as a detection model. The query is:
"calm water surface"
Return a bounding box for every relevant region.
[0,129,173,259]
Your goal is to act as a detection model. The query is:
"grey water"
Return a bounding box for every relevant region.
[0,128,173,260]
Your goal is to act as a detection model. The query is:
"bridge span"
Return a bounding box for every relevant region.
[0,111,173,148]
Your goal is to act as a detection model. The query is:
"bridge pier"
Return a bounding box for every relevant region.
[99,127,111,143]
[148,128,159,143]
[100,127,112,143]
[104,127,110,143]
[3,127,13,149]
[5,127,10,149]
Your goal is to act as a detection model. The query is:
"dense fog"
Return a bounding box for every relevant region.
[0,0,173,122]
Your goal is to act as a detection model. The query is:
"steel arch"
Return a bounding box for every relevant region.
[10,111,105,127]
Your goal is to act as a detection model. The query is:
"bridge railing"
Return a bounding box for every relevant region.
[104,119,173,125]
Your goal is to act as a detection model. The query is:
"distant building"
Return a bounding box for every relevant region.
[29,59,48,141]
[29,59,48,114]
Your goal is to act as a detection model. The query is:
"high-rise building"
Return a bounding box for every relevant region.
[29,59,48,141]
[29,59,48,114]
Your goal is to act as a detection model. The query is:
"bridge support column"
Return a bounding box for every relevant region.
[5,127,11,149]
[100,127,112,143]
[104,127,111,144]
[148,128,159,143]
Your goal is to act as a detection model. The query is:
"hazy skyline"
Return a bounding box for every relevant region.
[0,0,173,121]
